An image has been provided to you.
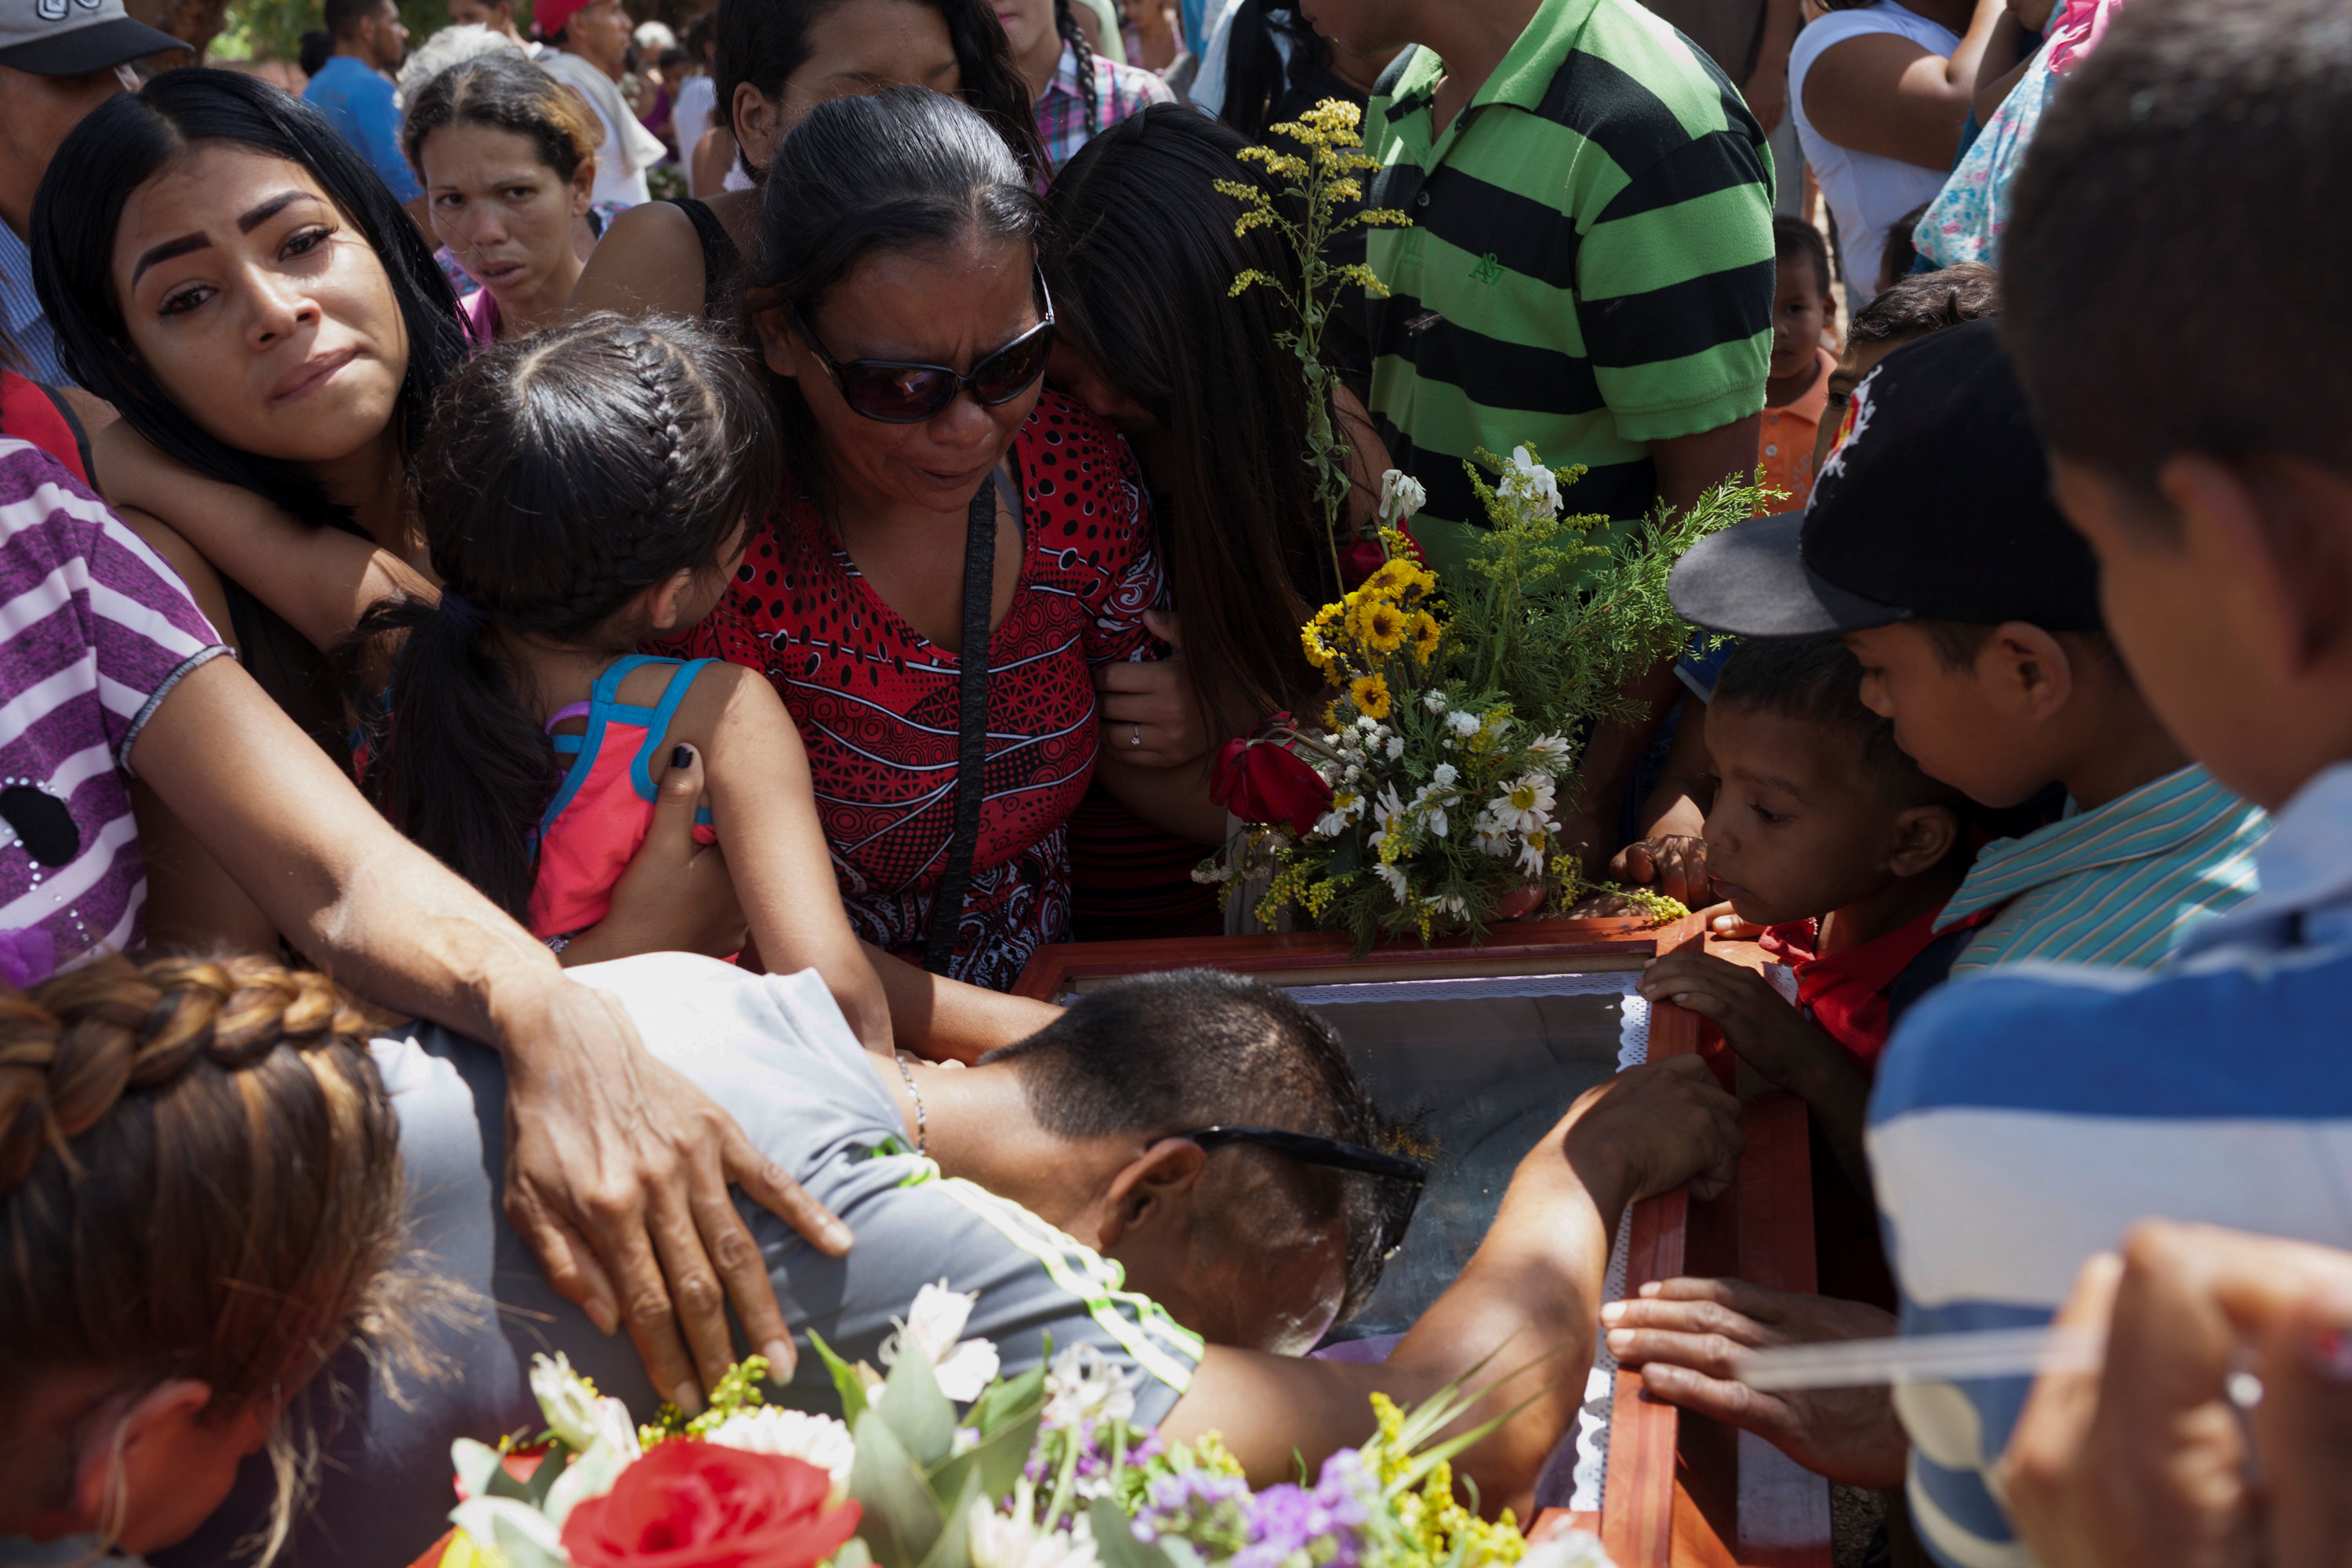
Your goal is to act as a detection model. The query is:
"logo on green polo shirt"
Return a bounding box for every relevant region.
[1471,252,1503,285]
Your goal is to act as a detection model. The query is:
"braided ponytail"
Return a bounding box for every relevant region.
[1054,0,1101,140]
[0,954,422,1558]
[343,313,782,921]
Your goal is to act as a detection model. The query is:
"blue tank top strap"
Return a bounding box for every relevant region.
[629,657,717,804]
[536,655,691,841]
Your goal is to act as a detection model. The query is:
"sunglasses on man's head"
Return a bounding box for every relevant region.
[789,267,1056,424]
[1179,1124,1428,1259]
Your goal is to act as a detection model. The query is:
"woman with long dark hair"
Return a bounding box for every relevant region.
[1041,105,1395,936]
[36,69,742,964]
[656,86,1218,991]
[567,0,1044,325]
[34,69,464,756]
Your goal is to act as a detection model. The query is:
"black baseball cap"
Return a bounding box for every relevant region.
[0,0,187,74]
[1669,318,2101,637]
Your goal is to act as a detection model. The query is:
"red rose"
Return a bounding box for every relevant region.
[561,1440,862,1568]
[1338,535,1388,589]
[1211,733,1334,836]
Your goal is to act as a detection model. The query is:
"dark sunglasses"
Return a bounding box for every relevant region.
[789,267,1056,424]
[1180,1124,1428,1258]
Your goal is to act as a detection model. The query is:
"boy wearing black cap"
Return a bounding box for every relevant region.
[1669,319,2267,978]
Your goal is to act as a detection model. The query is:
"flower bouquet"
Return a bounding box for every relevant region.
[417,1283,1614,1568]
[1198,452,1758,951]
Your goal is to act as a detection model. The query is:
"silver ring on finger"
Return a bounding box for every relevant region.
[1131,724,1142,748]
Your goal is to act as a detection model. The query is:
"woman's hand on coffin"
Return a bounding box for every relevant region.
[562,745,750,964]
[1601,1277,1909,1489]
[1556,1054,1744,1207]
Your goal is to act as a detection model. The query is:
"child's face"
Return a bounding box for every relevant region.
[0,1374,278,1554]
[1769,256,1831,383]
[1700,702,1918,927]
[1842,623,2071,808]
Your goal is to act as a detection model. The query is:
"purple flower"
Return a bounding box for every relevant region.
[1133,1468,1250,1549]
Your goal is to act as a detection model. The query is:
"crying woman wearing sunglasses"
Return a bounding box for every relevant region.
[657,86,1224,1003]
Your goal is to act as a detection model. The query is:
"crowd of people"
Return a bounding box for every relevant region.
[0,0,2345,1562]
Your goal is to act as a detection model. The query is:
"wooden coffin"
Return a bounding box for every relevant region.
[1013,914,1831,1568]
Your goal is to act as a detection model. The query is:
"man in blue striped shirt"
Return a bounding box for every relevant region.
[1629,266,2297,1563]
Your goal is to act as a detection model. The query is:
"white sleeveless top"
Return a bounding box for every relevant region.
[1790,2,1962,305]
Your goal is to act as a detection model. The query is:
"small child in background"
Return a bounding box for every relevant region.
[351,313,893,1051]
[1758,216,1838,515]
[1636,635,1976,1184]
[1809,260,2001,481]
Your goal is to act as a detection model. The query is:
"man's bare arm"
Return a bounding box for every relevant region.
[1160,1058,1742,1517]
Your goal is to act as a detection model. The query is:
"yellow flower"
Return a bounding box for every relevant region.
[1363,557,1417,597]
[1355,598,1408,652]
[1301,621,1338,674]
[1407,611,1441,663]
[1348,673,1392,720]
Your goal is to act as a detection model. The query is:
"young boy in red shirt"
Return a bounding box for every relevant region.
[1635,635,1975,1189]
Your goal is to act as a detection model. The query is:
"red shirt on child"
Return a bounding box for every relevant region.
[1759,902,1991,1070]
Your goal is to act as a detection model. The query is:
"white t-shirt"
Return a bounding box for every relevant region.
[540,47,659,208]
[670,72,715,166]
[1789,2,1961,305]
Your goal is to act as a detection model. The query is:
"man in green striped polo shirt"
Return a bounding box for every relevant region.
[1311,0,1777,583]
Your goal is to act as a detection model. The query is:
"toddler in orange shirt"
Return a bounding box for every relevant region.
[1758,216,1838,513]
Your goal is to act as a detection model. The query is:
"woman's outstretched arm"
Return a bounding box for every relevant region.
[129,652,852,1408]
[691,662,896,1053]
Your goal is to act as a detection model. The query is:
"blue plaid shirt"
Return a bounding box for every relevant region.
[0,222,68,386]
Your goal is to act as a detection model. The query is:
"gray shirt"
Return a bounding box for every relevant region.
[152,955,1202,1568]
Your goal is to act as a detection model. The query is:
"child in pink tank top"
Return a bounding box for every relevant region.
[349,315,893,1051]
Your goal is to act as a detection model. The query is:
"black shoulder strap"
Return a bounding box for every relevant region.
[923,480,999,975]
[664,196,741,321]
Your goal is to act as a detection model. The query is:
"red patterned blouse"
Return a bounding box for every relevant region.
[660,391,1164,989]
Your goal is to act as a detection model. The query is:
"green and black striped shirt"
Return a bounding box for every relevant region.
[1363,0,1775,581]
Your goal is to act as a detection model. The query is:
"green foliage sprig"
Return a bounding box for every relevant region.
[1217,99,1411,584]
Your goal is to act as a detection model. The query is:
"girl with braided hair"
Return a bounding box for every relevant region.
[0,953,433,1562]
[348,313,895,1054]
[994,0,1173,174]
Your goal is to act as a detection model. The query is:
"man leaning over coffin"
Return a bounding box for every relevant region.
[165,954,1741,1567]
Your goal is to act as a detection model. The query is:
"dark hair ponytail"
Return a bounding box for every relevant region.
[759,86,1043,517]
[713,0,1046,181]
[1052,0,1099,140]
[31,69,466,538]
[347,314,782,921]
[299,27,334,74]
[1045,104,1327,731]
